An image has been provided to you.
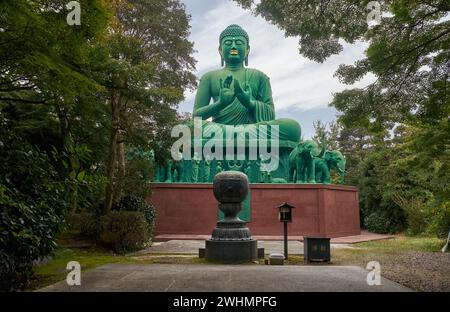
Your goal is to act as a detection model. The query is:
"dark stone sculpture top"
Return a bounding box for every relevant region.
[213,171,248,204]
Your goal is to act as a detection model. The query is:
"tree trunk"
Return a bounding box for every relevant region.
[115,130,126,201]
[118,134,126,179]
[69,180,78,213]
[56,105,79,213]
[104,91,120,214]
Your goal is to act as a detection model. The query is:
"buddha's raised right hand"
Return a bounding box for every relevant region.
[218,75,235,108]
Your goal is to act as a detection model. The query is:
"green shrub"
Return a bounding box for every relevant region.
[393,195,429,235]
[425,200,450,238]
[0,128,65,291]
[358,150,406,234]
[66,212,99,238]
[99,211,148,254]
[0,185,63,291]
[114,195,156,238]
[364,212,402,234]
[120,154,154,199]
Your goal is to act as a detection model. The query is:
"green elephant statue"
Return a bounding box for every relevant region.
[314,150,346,184]
[288,140,324,183]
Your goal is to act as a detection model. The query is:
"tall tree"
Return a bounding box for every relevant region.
[0,0,108,105]
[0,0,110,212]
[0,0,110,289]
[101,0,196,213]
[312,120,340,150]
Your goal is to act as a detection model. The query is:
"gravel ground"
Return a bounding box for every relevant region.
[380,252,450,292]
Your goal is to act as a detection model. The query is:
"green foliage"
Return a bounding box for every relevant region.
[1,0,111,216]
[98,211,149,254]
[235,0,369,63]
[426,200,450,238]
[114,195,156,238]
[355,120,450,236]
[364,212,403,234]
[0,126,66,291]
[66,212,99,238]
[1,0,196,290]
[393,195,450,238]
[314,120,340,150]
[99,0,196,213]
[393,196,428,235]
[358,148,406,232]
[236,1,449,128]
[242,0,449,237]
[0,0,109,105]
[388,122,450,237]
[119,148,155,199]
[54,145,108,212]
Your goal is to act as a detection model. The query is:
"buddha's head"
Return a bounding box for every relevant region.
[219,24,250,67]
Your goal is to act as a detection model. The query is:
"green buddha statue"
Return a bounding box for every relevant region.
[193,24,301,144]
[156,26,346,184]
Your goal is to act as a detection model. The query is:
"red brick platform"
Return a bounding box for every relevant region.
[149,183,361,238]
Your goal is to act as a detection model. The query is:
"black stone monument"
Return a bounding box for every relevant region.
[203,171,258,262]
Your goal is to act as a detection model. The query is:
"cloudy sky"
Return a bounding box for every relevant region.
[180,0,375,139]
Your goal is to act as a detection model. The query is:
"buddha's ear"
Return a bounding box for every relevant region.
[218,46,224,67]
[245,46,250,66]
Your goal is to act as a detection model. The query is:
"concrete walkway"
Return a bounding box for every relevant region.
[133,239,358,257]
[134,240,306,255]
[38,264,411,292]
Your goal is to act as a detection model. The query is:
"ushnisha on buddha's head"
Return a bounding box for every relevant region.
[219,24,250,67]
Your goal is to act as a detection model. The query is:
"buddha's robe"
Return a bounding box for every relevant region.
[193,68,301,144]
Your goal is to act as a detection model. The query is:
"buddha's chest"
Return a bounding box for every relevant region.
[210,70,254,96]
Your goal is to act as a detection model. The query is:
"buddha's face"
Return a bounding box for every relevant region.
[219,35,249,65]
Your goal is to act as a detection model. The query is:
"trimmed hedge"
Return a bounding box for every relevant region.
[98,211,149,254]
[113,195,156,238]
[67,212,99,238]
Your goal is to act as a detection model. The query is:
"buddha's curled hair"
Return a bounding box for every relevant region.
[219,24,249,45]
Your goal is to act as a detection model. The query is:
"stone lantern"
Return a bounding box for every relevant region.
[204,171,258,262]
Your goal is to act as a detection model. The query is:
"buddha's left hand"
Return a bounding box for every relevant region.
[234,80,254,110]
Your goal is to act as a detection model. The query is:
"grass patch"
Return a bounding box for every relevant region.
[331,236,445,266]
[30,247,208,290]
[29,247,133,290]
[257,255,305,265]
[353,236,444,253]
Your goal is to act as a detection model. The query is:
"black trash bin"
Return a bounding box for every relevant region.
[303,237,331,263]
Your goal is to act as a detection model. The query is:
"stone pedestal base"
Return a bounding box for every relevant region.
[205,239,258,262]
